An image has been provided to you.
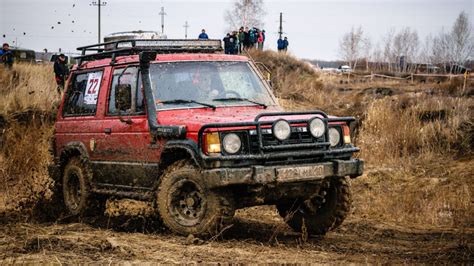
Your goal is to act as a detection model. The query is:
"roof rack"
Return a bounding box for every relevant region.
[75,39,223,65]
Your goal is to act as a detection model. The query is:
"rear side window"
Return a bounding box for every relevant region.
[63,71,103,116]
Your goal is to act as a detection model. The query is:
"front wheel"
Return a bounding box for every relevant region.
[156,160,235,237]
[277,177,352,235]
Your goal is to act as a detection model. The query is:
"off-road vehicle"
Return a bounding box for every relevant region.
[49,39,364,237]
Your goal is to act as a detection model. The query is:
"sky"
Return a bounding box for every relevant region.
[0,0,472,60]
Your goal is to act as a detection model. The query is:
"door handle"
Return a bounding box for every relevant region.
[104,128,112,134]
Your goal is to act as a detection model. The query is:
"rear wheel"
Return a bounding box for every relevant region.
[276,177,351,235]
[62,157,106,217]
[156,160,234,237]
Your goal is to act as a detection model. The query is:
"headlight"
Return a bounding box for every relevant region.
[222,133,242,154]
[309,118,325,138]
[273,120,291,141]
[329,127,341,147]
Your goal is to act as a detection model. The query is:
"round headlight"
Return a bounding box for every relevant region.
[329,127,341,147]
[222,133,242,154]
[273,120,291,141]
[309,118,325,138]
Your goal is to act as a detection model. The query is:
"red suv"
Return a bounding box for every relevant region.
[50,39,363,237]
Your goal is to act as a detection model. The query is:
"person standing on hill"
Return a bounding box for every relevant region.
[54,54,70,93]
[243,27,251,50]
[283,37,289,52]
[257,30,264,50]
[198,29,209,39]
[223,33,231,54]
[277,37,284,52]
[0,43,14,69]
[238,27,245,54]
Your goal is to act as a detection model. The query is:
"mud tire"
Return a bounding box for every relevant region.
[156,160,234,237]
[277,177,351,235]
[62,157,106,217]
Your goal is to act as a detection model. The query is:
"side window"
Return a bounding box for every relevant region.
[108,67,144,116]
[63,71,103,116]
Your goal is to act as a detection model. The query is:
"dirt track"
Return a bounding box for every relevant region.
[1,205,472,264]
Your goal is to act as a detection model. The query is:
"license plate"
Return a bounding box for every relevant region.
[276,165,325,182]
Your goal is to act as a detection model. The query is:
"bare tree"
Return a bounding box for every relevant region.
[362,36,372,71]
[338,26,365,69]
[224,0,266,32]
[382,29,395,71]
[450,11,473,68]
[392,27,419,72]
[432,29,452,72]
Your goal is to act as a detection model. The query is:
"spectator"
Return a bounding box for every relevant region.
[231,31,239,54]
[243,27,251,50]
[198,29,209,39]
[277,37,284,52]
[54,54,70,93]
[257,30,264,50]
[238,27,245,54]
[1,43,14,69]
[283,37,289,52]
[223,33,231,54]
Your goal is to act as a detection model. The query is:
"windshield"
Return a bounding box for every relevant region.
[149,61,275,109]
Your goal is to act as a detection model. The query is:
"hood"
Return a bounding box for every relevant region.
[156,106,334,133]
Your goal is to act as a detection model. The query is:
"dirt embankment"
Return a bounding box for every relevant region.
[1,56,473,263]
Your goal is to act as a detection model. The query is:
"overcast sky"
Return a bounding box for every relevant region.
[0,0,472,60]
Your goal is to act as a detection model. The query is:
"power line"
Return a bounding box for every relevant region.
[183,21,190,39]
[91,0,107,43]
[159,6,167,34]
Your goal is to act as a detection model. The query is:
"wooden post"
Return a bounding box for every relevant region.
[371,71,373,82]
[411,73,414,84]
[463,71,468,93]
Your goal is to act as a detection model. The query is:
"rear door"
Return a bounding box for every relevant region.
[55,67,109,171]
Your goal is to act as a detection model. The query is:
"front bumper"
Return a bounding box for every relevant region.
[202,159,364,188]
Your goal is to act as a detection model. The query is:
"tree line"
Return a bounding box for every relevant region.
[338,11,473,73]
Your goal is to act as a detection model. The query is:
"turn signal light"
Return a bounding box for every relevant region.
[205,132,221,153]
[342,125,351,144]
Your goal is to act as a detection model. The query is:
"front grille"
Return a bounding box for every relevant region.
[248,128,325,154]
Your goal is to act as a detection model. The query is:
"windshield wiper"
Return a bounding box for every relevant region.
[159,99,216,110]
[212,97,267,109]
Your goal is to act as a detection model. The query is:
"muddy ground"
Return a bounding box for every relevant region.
[1,203,472,263]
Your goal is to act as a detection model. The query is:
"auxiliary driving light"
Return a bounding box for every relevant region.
[205,132,221,153]
[329,127,341,147]
[273,120,291,141]
[309,118,325,138]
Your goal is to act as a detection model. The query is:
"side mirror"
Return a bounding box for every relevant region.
[115,84,132,111]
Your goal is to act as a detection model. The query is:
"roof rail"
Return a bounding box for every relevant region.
[75,39,223,65]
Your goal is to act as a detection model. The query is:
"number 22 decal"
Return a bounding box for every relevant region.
[87,78,99,94]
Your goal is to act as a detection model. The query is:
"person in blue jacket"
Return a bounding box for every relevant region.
[283,37,289,52]
[198,29,209,39]
[1,43,14,69]
[277,37,284,52]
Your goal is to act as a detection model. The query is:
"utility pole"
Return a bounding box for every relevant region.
[159,7,167,34]
[278,12,283,39]
[183,21,190,39]
[91,0,107,43]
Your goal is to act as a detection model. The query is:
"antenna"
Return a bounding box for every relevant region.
[183,21,190,39]
[91,0,108,43]
[159,7,167,34]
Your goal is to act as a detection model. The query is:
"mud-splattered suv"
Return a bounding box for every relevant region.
[50,39,363,237]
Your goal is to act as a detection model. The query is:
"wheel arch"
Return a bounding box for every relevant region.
[57,141,90,181]
[158,140,201,174]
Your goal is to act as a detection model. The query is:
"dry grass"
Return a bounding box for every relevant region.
[0,64,59,216]
[0,64,59,114]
